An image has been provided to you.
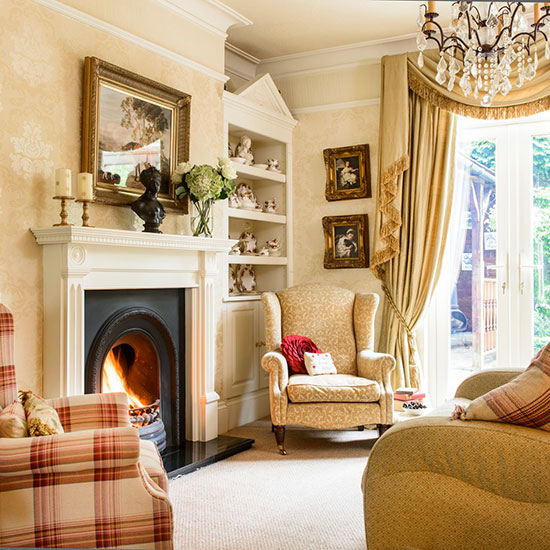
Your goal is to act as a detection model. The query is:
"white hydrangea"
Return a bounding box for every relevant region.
[220,163,237,180]
[171,161,194,185]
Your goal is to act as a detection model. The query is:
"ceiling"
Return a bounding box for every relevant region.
[223,0,454,60]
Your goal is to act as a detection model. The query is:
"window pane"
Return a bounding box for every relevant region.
[449,139,497,395]
[532,135,550,353]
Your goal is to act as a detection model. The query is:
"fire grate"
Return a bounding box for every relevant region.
[129,399,161,428]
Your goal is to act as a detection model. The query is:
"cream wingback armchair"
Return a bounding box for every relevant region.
[261,284,396,454]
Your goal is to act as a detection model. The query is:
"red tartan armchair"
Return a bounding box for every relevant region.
[0,304,173,549]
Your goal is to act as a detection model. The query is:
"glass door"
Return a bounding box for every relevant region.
[523,128,550,356]
[427,113,550,405]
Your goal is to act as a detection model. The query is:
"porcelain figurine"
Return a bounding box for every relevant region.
[267,237,281,256]
[235,135,254,166]
[267,158,281,172]
[238,225,257,255]
[228,192,240,208]
[228,265,239,294]
[258,245,270,256]
[236,183,261,211]
[229,242,241,255]
[263,199,278,214]
[238,265,257,293]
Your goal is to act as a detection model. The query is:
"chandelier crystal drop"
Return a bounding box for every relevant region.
[417,2,550,107]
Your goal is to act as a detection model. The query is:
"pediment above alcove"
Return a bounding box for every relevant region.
[233,73,294,120]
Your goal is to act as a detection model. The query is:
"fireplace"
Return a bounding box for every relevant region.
[84,289,184,452]
[32,227,254,476]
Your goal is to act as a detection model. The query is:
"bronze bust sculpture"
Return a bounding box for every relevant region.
[131,166,166,233]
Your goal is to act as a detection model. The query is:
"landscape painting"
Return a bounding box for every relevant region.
[98,84,172,196]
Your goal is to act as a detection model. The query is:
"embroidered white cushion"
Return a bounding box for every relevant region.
[304,352,337,376]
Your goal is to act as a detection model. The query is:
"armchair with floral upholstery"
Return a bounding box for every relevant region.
[261,284,395,454]
[0,303,173,549]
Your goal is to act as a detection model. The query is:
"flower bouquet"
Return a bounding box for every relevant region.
[172,158,237,237]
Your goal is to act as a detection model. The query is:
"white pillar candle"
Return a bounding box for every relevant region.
[77,173,94,201]
[55,168,72,197]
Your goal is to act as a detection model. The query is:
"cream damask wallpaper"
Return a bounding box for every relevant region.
[0,0,225,393]
[292,104,384,346]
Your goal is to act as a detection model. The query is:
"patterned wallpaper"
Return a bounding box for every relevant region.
[292,104,385,346]
[0,0,225,393]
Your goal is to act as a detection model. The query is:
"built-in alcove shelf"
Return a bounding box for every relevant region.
[228,255,287,265]
[232,162,286,183]
[227,207,286,224]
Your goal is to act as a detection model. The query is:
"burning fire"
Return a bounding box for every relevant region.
[102,347,146,408]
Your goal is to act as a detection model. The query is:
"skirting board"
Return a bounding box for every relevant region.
[218,388,270,433]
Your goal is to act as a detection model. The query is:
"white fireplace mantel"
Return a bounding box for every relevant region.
[32,226,235,442]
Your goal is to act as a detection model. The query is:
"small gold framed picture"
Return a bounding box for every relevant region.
[323,144,371,201]
[322,214,369,269]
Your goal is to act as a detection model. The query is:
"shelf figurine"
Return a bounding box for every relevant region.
[235,135,254,166]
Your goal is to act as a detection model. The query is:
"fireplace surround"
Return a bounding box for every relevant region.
[32,226,233,443]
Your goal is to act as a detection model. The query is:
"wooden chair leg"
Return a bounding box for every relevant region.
[377,424,392,437]
[273,425,287,455]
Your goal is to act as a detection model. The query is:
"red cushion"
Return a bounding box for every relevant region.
[280,335,322,374]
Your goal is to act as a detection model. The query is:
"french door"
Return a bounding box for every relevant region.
[427,112,550,404]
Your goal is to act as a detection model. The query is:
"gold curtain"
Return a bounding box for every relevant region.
[372,42,550,389]
[377,87,456,389]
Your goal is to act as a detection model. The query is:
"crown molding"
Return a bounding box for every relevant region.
[31,0,229,82]
[226,42,260,65]
[152,0,252,39]
[225,42,259,82]
[258,34,417,79]
[291,98,380,115]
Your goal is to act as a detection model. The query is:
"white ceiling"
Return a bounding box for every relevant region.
[224,0,453,60]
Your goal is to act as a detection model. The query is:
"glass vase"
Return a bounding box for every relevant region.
[191,199,213,238]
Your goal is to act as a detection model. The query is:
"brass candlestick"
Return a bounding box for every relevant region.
[76,199,93,227]
[52,195,75,226]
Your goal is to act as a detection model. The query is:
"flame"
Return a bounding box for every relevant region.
[102,347,145,408]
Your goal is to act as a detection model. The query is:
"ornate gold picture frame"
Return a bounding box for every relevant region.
[82,57,191,213]
[324,144,371,201]
[322,214,369,269]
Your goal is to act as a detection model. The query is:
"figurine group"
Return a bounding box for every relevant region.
[229,135,281,173]
[229,224,281,257]
[228,183,279,214]
[229,264,256,295]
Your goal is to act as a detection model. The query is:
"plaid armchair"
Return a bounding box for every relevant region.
[0,303,173,549]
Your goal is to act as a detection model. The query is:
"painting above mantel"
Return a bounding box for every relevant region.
[81,57,191,213]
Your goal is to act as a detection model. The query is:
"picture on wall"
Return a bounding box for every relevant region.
[323,144,371,201]
[322,214,369,269]
[82,57,191,212]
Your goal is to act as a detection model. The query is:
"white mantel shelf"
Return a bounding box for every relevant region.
[32,225,234,442]
[31,226,236,252]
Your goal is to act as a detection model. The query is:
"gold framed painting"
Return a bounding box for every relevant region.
[324,144,371,201]
[82,57,191,213]
[322,214,369,269]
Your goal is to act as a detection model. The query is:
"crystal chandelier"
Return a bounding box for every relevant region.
[417,2,550,106]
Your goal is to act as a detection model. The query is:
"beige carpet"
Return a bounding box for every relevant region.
[170,418,377,550]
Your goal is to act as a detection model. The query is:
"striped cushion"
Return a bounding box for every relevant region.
[455,343,550,429]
